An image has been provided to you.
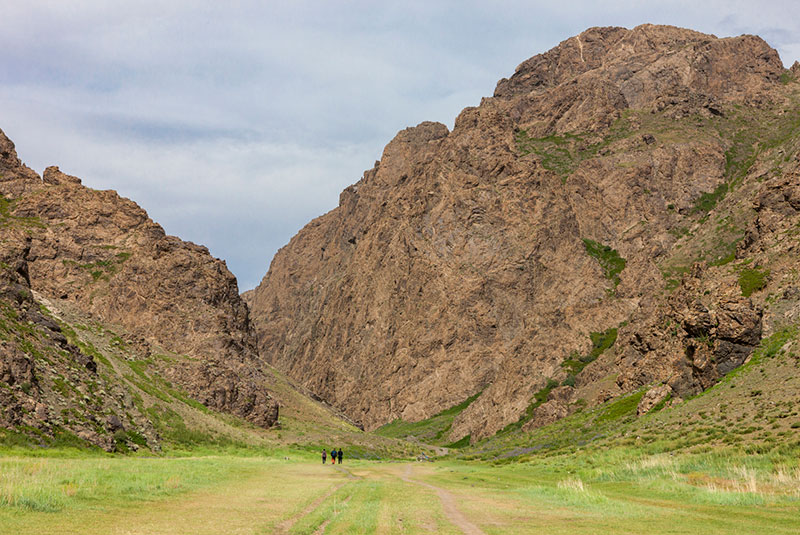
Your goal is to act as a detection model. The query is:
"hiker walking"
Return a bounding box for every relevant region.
[331,448,337,464]
[337,448,343,465]
[322,448,327,464]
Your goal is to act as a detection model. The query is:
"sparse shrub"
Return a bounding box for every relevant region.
[126,430,148,447]
[710,250,736,266]
[445,434,471,448]
[589,328,618,359]
[583,238,626,287]
[113,430,131,453]
[693,333,713,347]
[649,392,672,414]
[739,267,769,297]
[691,183,728,214]
[561,328,618,378]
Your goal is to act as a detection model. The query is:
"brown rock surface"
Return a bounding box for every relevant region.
[0,221,150,450]
[615,264,764,399]
[0,127,278,437]
[522,400,569,431]
[241,288,255,310]
[637,384,673,415]
[249,24,800,441]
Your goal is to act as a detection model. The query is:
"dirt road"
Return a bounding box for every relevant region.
[399,464,486,535]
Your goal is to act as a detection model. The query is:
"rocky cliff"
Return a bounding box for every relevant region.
[250,24,800,441]
[0,129,278,448]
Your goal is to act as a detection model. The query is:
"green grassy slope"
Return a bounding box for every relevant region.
[453,324,800,462]
[1,292,420,459]
[374,391,482,448]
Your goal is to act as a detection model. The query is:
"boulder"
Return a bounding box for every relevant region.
[637,384,673,416]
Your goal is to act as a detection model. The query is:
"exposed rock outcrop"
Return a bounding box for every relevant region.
[614,264,764,398]
[250,24,799,442]
[0,127,279,446]
[240,289,256,310]
[637,384,673,416]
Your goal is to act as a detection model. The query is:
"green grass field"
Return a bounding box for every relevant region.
[3,310,799,533]
[1,445,799,534]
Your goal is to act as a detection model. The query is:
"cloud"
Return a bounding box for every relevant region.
[1,1,798,290]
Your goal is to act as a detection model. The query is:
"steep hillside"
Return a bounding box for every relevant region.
[0,129,281,449]
[463,322,800,460]
[250,24,800,443]
[1,282,409,455]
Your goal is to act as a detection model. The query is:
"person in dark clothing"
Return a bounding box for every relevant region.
[331,448,337,464]
[337,448,343,464]
[322,449,327,464]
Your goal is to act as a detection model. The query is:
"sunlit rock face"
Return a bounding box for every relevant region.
[250,24,797,442]
[0,127,279,449]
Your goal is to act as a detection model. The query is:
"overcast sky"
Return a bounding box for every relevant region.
[1,1,798,290]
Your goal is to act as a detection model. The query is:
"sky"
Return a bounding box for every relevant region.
[1,1,798,291]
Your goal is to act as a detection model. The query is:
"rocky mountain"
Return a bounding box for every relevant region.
[0,129,278,449]
[241,288,256,311]
[250,24,800,442]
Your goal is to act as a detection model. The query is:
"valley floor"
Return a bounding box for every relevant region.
[1,451,799,534]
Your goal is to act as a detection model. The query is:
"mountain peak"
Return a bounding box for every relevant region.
[494,24,782,110]
[249,25,800,442]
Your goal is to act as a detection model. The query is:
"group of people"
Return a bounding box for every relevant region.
[322,448,343,464]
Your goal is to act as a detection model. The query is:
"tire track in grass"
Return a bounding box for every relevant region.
[333,466,359,480]
[400,464,486,535]
[300,467,369,534]
[274,473,352,535]
[312,495,353,535]
[302,465,358,533]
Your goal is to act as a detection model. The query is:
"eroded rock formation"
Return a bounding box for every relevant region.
[0,128,278,448]
[250,24,800,441]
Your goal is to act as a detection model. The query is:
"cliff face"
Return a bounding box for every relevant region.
[250,24,800,440]
[0,130,278,448]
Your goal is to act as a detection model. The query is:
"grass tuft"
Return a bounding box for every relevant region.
[738,267,769,297]
[583,239,626,288]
